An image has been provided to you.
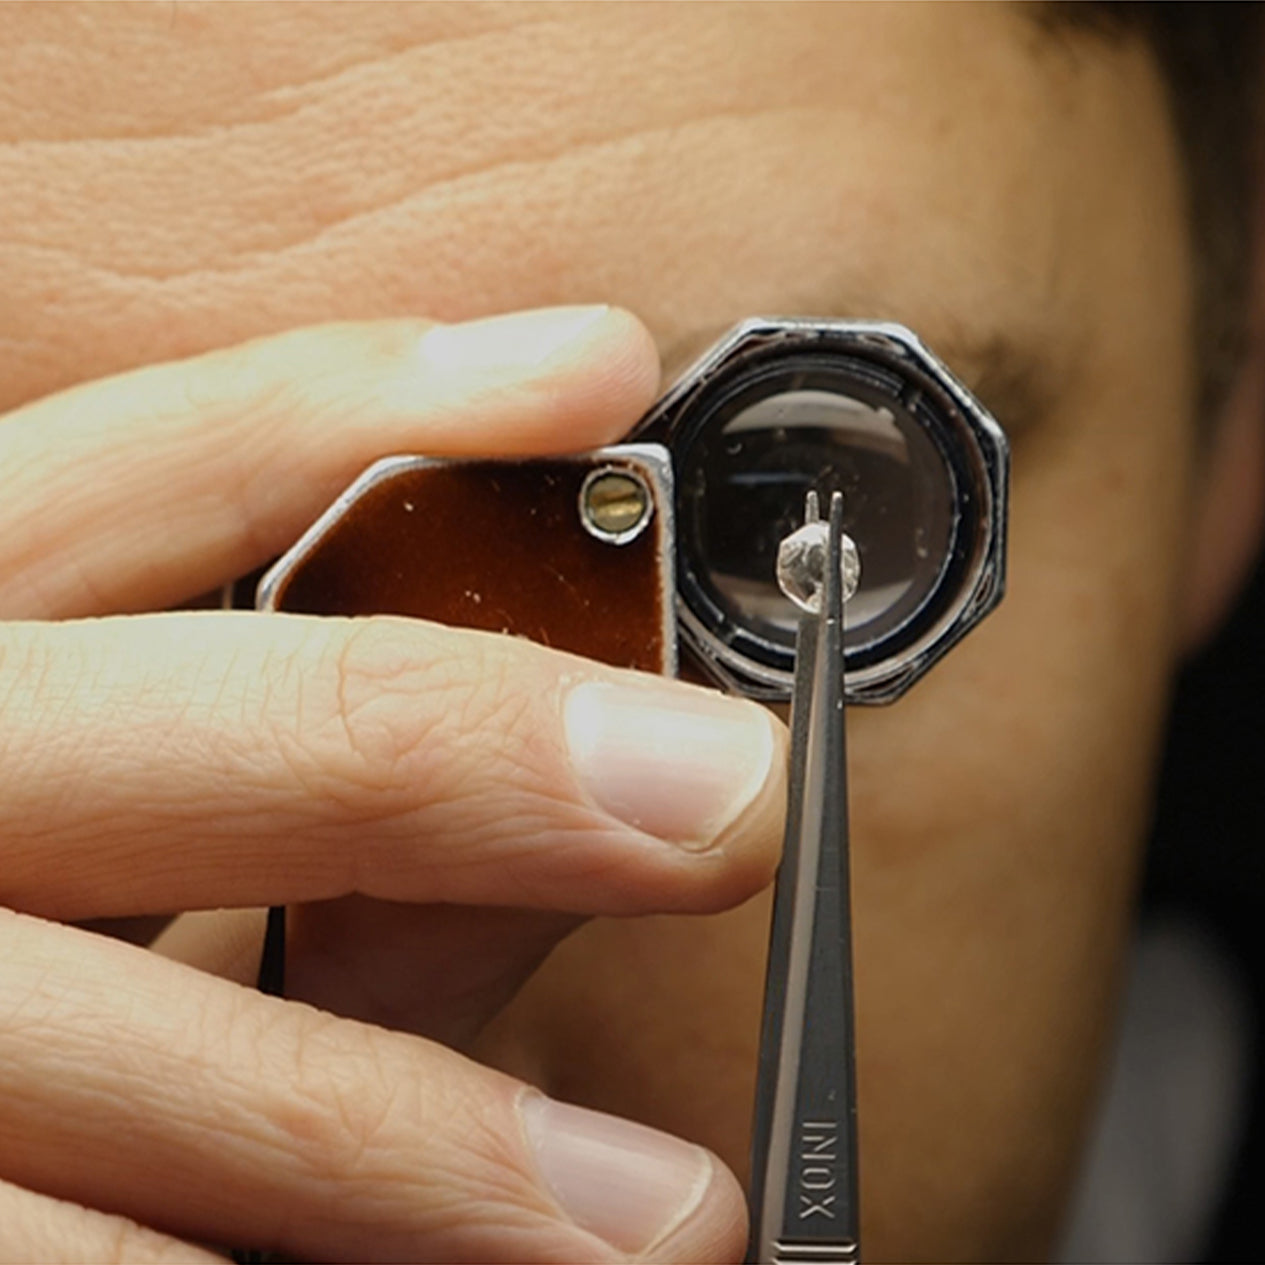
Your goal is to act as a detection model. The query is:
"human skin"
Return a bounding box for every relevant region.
[0,2,1259,1262]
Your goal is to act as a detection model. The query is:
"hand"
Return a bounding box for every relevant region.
[0,307,787,1262]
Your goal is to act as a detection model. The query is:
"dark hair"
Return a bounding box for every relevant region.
[1048,2,1263,425]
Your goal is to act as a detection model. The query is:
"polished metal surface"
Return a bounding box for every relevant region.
[748,492,860,1265]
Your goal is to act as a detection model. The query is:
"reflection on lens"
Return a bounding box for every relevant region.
[676,367,957,658]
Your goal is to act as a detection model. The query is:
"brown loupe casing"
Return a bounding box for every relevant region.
[262,455,674,675]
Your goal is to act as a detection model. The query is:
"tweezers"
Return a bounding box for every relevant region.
[748,490,860,1265]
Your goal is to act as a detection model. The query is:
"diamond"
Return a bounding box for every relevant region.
[776,521,860,613]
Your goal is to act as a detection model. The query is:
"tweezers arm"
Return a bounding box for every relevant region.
[748,497,860,1265]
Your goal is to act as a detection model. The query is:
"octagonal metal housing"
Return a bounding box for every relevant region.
[634,317,1010,705]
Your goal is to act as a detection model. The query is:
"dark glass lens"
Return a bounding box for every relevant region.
[675,362,958,657]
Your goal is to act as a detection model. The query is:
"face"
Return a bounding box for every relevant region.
[0,3,1201,1259]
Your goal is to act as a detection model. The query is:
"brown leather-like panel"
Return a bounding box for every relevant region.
[270,459,671,674]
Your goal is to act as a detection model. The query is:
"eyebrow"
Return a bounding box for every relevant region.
[935,330,1058,438]
[661,321,1058,439]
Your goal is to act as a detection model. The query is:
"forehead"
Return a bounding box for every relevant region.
[0,2,1187,423]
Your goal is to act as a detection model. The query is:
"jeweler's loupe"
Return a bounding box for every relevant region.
[257,317,1008,708]
[639,318,1009,703]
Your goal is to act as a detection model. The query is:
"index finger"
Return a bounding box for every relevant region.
[0,306,659,619]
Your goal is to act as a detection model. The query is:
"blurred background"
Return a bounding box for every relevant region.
[1146,547,1265,1262]
[1057,538,1265,1264]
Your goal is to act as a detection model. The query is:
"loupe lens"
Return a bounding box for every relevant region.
[636,320,1007,702]
[671,349,973,680]
[677,375,956,655]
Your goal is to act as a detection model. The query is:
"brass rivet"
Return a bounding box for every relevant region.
[579,467,653,545]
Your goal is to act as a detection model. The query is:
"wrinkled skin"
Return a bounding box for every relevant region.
[0,3,1258,1262]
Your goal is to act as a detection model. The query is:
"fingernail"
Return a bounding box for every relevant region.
[563,679,777,847]
[418,305,611,372]
[521,1092,714,1255]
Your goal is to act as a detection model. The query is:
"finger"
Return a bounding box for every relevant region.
[0,1176,224,1264]
[0,612,786,921]
[0,912,747,1264]
[0,306,659,619]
